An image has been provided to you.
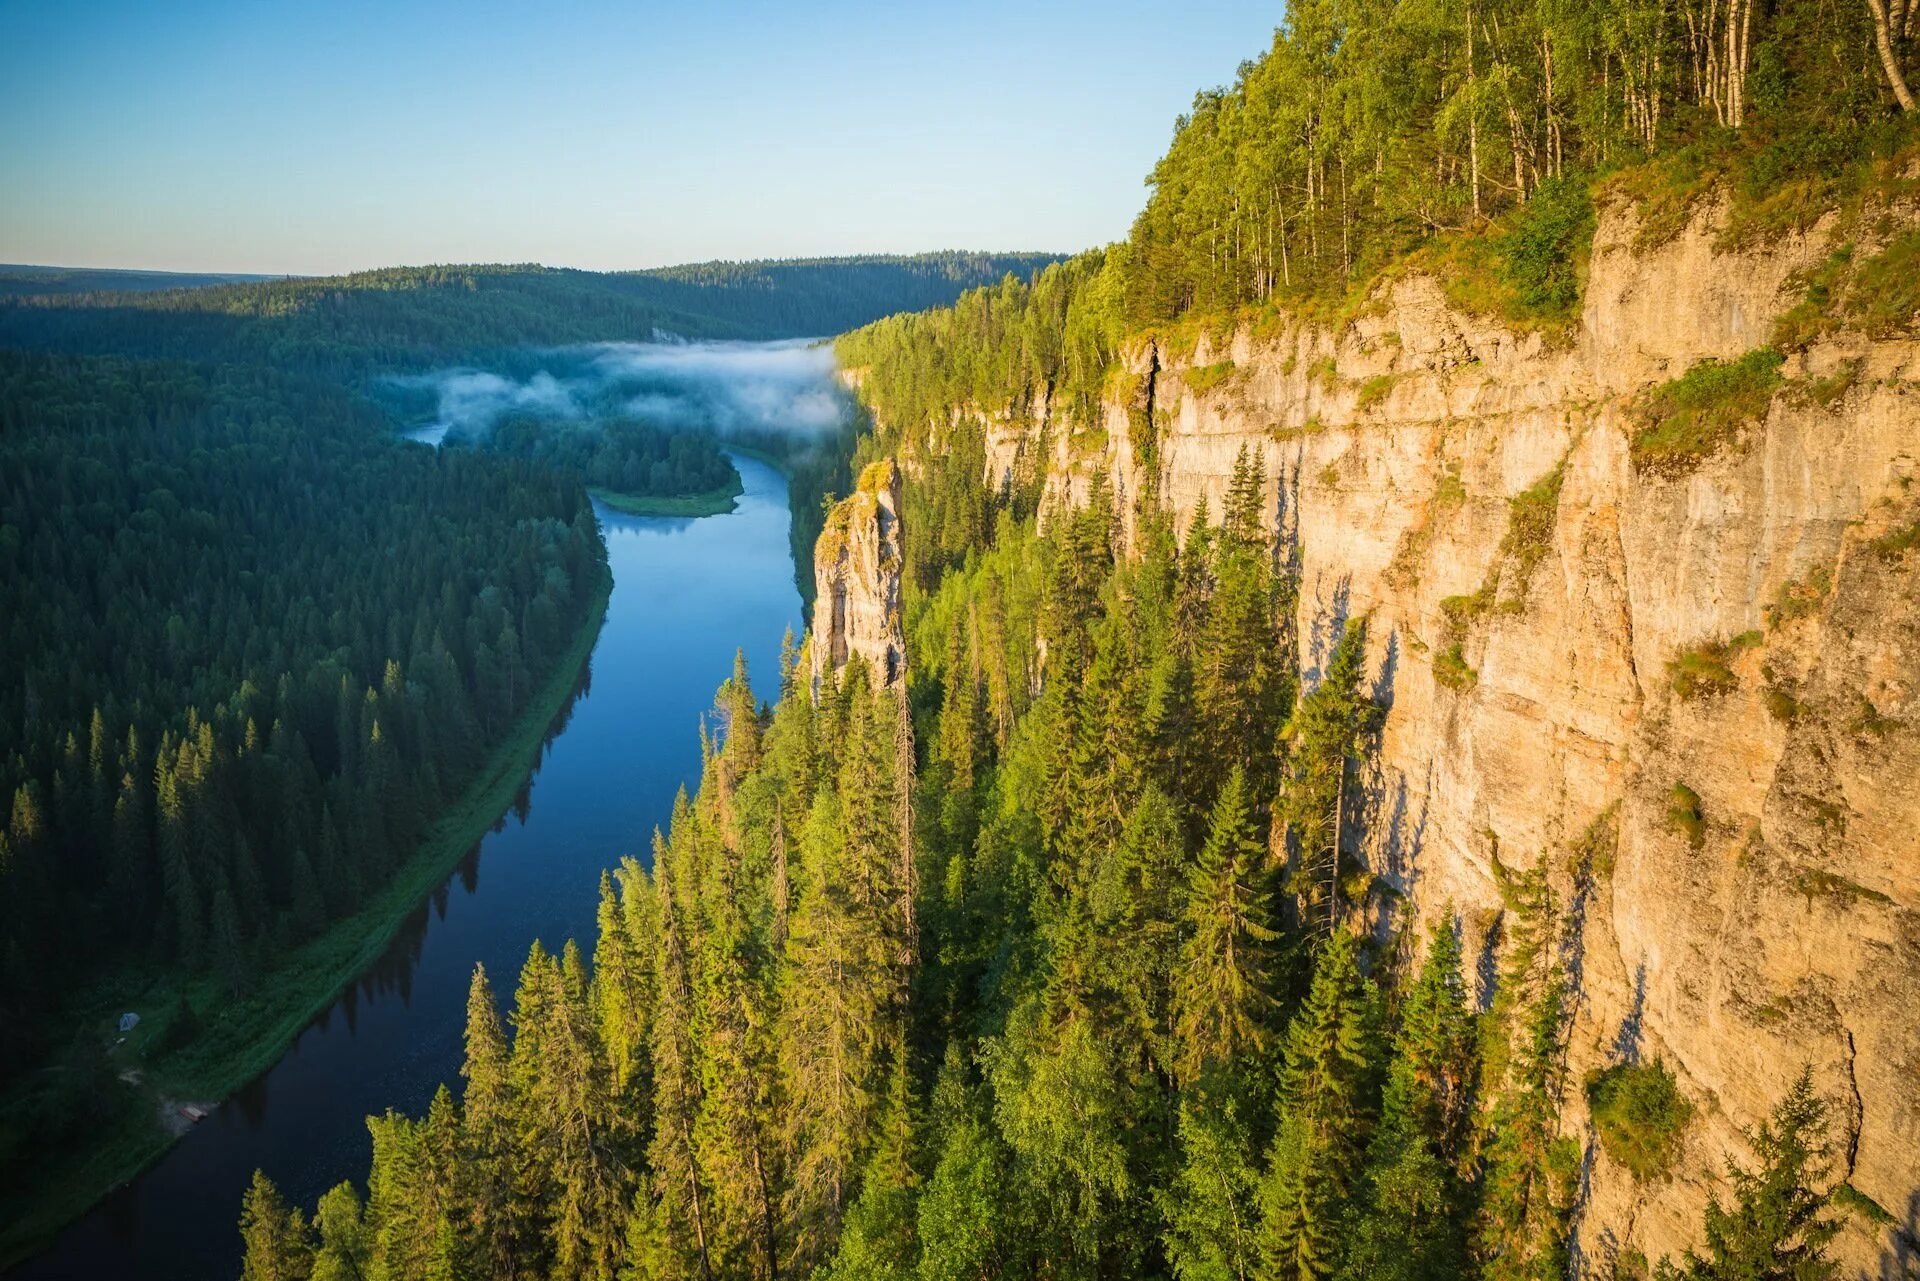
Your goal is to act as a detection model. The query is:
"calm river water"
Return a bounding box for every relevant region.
[12,452,801,1280]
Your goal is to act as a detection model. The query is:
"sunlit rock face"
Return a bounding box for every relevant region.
[811,458,905,695]
[870,197,1920,1276]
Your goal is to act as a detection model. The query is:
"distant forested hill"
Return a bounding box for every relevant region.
[0,253,1064,378]
[0,265,276,299]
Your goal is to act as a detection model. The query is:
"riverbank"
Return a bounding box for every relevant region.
[0,558,614,1272]
[591,470,744,517]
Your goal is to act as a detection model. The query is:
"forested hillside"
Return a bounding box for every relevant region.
[0,349,608,1264]
[0,265,274,299]
[0,254,1064,380]
[231,0,1918,1277]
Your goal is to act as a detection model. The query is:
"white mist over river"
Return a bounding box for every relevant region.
[397,338,847,446]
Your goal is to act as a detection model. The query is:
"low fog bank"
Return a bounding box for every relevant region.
[392,339,851,445]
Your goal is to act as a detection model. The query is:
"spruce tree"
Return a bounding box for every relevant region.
[1475,861,1579,1281]
[817,1051,921,1281]
[1657,1068,1842,1281]
[1172,767,1276,1083]
[1275,619,1372,934]
[1255,928,1380,1281]
[239,1169,314,1281]
[459,963,520,1274]
[1342,924,1477,1281]
[310,1182,370,1281]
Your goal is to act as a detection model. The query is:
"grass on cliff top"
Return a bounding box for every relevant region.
[0,563,612,1270]
[1599,118,1920,252]
[1630,347,1785,475]
[1149,171,1599,367]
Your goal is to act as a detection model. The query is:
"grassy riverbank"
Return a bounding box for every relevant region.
[0,560,613,1271]
[590,469,744,517]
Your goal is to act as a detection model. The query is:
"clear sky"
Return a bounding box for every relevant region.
[0,0,1280,275]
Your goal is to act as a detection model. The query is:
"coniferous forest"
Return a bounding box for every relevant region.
[0,0,1914,1272]
[0,350,606,1159]
[233,441,1858,1281]
[224,0,1919,1276]
[463,415,742,512]
[0,252,1073,1266]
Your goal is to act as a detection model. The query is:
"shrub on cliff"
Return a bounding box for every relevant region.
[1588,1060,1693,1181]
[1631,349,1786,475]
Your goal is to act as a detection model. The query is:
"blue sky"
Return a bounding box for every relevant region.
[0,0,1280,274]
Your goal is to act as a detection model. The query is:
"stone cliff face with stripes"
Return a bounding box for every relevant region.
[810,458,906,696]
[871,194,1920,1274]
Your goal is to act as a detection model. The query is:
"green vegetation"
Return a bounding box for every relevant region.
[0,343,625,1261]
[1758,676,1804,725]
[1668,782,1708,848]
[1867,518,1920,562]
[590,482,742,517]
[1122,0,1916,333]
[459,412,741,514]
[1587,1060,1694,1181]
[1435,642,1480,691]
[1430,463,1567,690]
[1766,566,1832,627]
[1631,349,1787,475]
[1669,631,1764,700]
[1833,1182,1896,1227]
[1774,228,1920,349]
[1790,866,1893,906]
[1655,1068,1844,1281]
[1356,372,1399,410]
[1787,357,1865,409]
[0,253,1066,376]
[0,565,609,1268]
[835,250,1128,440]
[1183,359,1237,395]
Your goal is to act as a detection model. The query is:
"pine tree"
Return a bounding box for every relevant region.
[239,1169,314,1281]
[1657,1068,1842,1281]
[310,1182,370,1281]
[1256,928,1380,1281]
[459,963,520,1275]
[1342,924,1477,1281]
[1172,767,1277,1082]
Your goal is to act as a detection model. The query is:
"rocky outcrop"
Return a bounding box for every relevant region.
[811,458,905,694]
[903,197,1920,1274]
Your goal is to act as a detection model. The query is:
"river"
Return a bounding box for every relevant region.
[11,452,802,1281]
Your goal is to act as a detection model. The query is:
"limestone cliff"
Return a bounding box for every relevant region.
[893,197,1919,1273]
[810,458,906,694]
